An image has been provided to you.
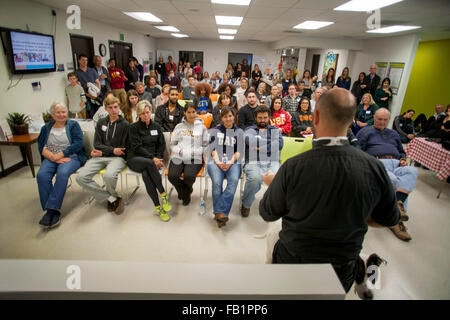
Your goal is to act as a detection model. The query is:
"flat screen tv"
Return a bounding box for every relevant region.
[0,28,56,74]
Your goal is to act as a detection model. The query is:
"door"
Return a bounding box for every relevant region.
[70,34,95,70]
[311,54,320,78]
[109,41,133,70]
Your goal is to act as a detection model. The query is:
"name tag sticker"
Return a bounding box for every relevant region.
[281,114,285,118]
[217,132,224,138]
[150,130,158,136]
[366,111,371,114]
[102,125,107,132]
[169,115,174,121]
[191,91,195,95]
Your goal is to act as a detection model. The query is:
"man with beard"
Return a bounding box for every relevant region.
[241,106,283,217]
[155,87,184,132]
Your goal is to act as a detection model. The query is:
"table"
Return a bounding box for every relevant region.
[406,137,450,181]
[0,133,39,178]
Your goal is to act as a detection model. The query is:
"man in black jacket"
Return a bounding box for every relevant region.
[76,96,129,214]
[155,87,184,132]
[260,88,400,293]
[237,88,259,130]
[362,64,380,97]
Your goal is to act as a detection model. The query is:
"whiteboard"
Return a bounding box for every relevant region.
[156,49,174,63]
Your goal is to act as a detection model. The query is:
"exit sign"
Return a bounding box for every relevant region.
[119,33,124,41]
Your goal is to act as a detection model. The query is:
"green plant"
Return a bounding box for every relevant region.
[7,112,31,126]
[42,111,53,123]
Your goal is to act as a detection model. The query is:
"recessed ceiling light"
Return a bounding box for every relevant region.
[212,0,251,5]
[293,21,334,30]
[123,12,162,22]
[155,26,180,32]
[171,33,189,38]
[215,16,243,26]
[334,0,404,12]
[218,28,238,34]
[366,25,421,34]
[220,35,235,40]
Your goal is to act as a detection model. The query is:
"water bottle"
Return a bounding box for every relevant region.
[199,201,205,215]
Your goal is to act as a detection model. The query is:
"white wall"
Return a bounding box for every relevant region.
[154,38,278,76]
[0,0,155,169]
[348,34,420,124]
[304,48,350,81]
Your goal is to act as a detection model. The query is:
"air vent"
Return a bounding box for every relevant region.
[284,30,303,34]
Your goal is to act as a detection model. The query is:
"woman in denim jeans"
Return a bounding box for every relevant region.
[36,102,86,229]
[207,107,244,228]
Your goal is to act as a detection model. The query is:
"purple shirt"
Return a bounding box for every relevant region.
[356,126,405,159]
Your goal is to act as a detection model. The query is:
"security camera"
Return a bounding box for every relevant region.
[145,34,150,37]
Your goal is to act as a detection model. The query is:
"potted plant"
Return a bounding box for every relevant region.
[7,112,31,135]
[42,111,53,123]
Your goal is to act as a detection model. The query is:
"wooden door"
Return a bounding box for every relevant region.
[70,34,94,69]
[109,41,133,70]
[311,54,320,78]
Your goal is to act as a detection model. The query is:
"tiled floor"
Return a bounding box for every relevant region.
[0,166,449,299]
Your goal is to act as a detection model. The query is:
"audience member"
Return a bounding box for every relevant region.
[165,56,177,77]
[351,72,366,105]
[133,57,144,82]
[212,93,234,128]
[193,82,213,114]
[182,75,197,101]
[225,63,234,76]
[233,63,243,79]
[165,69,181,90]
[108,58,127,108]
[281,69,296,97]
[168,103,208,206]
[93,55,111,95]
[310,87,324,112]
[362,64,381,97]
[357,108,418,241]
[155,87,184,132]
[127,102,172,221]
[236,78,249,109]
[146,76,161,110]
[265,85,279,109]
[300,70,313,99]
[93,91,123,124]
[283,83,301,115]
[413,104,446,133]
[207,107,244,228]
[155,84,170,108]
[135,81,152,103]
[336,67,351,90]
[65,72,86,118]
[123,89,139,124]
[76,96,129,214]
[269,96,292,136]
[176,64,185,80]
[124,58,139,92]
[237,88,259,129]
[184,62,193,77]
[256,82,268,105]
[193,61,203,75]
[422,104,450,141]
[352,93,379,135]
[218,82,237,109]
[291,97,313,138]
[241,59,251,77]
[241,105,283,217]
[75,54,101,118]
[37,102,86,229]
[393,109,416,143]
[374,78,393,109]
[260,88,400,293]
[251,64,262,89]
[209,72,221,93]
[322,68,336,88]
[155,56,166,85]
[297,81,306,99]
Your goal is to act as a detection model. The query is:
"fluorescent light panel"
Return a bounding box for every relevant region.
[155,26,180,32]
[218,28,238,34]
[220,35,235,40]
[171,33,189,38]
[215,16,243,26]
[293,21,334,30]
[367,25,421,33]
[123,12,162,22]
[334,0,404,12]
[212,0,251,5]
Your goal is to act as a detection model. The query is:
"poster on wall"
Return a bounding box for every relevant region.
[156,49,174,63]
[387,62,405,95]
[322,52,339,80]
[376,62,388,79]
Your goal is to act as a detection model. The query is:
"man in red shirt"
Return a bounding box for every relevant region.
[165,56,177,75]
[108,58,127,108]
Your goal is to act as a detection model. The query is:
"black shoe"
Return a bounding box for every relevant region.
[182,196,191,206]
[39,211,53,228]
[241,206,250,217]
[49,210,61,229]
[107,201,114,212]
[112,197,124,215]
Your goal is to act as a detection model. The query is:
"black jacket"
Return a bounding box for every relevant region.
[362,74,380,97]
[154,101,184,132]
[127,120,165,160]
[94,116,129,158]
[237,104,257,130]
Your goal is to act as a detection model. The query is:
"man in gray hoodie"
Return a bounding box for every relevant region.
[76,96,129,214]
[168,103,209,206]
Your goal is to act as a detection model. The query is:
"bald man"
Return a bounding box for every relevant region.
[260,88,400,293]
[362,64,380,97]
[356,108,418,241]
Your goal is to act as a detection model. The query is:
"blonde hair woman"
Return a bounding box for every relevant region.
[353,93,379,135]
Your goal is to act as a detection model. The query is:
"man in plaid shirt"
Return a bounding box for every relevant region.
[282,83,301,115]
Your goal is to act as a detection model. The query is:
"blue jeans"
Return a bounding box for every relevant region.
[242,161,280,209]
[207,161,242,216]
[36,156,81,211]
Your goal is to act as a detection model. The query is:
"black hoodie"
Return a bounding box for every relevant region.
[94,115,129,158]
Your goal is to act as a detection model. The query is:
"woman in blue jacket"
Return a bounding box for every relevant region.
[37,102,86,229]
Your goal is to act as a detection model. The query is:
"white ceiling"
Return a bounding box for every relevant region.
[34,0,450,43]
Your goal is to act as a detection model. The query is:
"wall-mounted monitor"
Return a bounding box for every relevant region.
[1,28,56,74]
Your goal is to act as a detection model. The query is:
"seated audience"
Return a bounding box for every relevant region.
[176,64,185,81]
[422,104,450,141]
[218,82,237,109]
[322,68,335,88]
[155,87,184,132]
[236,78,249,109]
[65,72,86,118]
[310,87,324,112]
[193,61,203,76]
[155,84,170,108]
[207,107,244,228]
[145,76,162,108]
[282,83,301,115]
[300,70,313,99]
[182,75,197,101]
[357,108,418,241]
[336,67,351,90]
[165,70,181,90]
[124,58,139,92]
[233,63,243,80]
[192,82,213,114]
[265,85,279,109]
[127,101,172,221]
[393,109,416,143]
[135,81,152,103]
[155,56,166,85]
[374,78,393,109]
[75,54,101,118]
[413,104,446,133]
[165,56,177,77]
[108,58,127,108]
[133,57,144,82]
[168,103,208,206]
[94,55,111,96]
[202,71,211,84]
[269,96,292,136]
[296,81,306,99]
[237,88,259,130]
[225,63,234,77]
[291,97,313,138]
[212,93,235,128]
[241,106,283,217]
[352,93,379,135]
[251,64,262,89]
[351,72,366,105]
[209,72,221,93]
[37,102,86,229]
[281,69,296,97]
[256,82,268,105]
[123,89,139,124]
[76,96,129,214]
[362,64,381,97]
[93,92,123,124]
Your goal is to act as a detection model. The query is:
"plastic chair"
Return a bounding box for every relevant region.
[280,137,313,164]
[198,113,213,129]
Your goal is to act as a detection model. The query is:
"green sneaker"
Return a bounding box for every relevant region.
[161,192,172,212]
[155,206,170,222]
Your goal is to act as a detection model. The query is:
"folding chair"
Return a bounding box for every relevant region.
[280,137,313,164]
